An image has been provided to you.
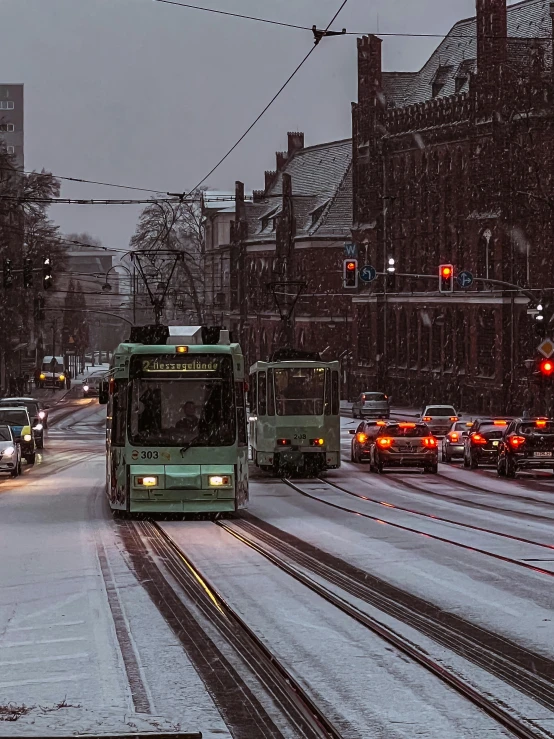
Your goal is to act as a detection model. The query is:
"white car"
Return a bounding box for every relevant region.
[0,424,22,478]
[352,392,390,419]
[419,404,459,437]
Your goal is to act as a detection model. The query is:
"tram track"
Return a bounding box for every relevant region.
[120,517,343,739]
[220,513,554,739]
[282,478,554,576]
[320,475,554,550]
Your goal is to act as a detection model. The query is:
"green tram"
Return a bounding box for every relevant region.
[100,325,248,515]
[249,350,341,476]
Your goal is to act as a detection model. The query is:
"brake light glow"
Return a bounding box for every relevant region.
[423,416,431,422]
[356,433,368,443]
[470,433,487,445]
[398,422,416,429]
[448,432,459,442]
[493,420,508,426]
[376,420,387,426]
[535,419,548,428]
[311,438,325,446]
[277,439,291,446]
[422,437,438,448]
[508,435,526,448]
[450,416,459,422]
[377,437,394,449]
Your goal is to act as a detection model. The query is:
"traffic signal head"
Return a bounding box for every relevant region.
[43,257,53,290]
[23,258,33,289]
[343,258,358,289]
[539,358,554,377]
[439,264,454,293]
[2,258,13,288]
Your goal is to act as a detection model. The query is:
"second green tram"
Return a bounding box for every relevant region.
[101,325,249,515]
[249,353,341,475]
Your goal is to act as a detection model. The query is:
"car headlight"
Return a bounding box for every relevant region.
[59,374,66,381]
[83,385,89,392]
[39,373,46,380]
[3,446,15,457]
[23,434,32,442]
[33,424,43,431]
[38,411,45,419]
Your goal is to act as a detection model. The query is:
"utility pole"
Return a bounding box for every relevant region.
[274,173,296,348]
[230,181,248,345]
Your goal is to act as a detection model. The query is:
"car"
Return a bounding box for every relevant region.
[0,424,22,478]
[352,391,390,419]
[497,418,554,478]
[371,421,439,473]
[418,404,459,437]
[349,420,388,463]
[38,355,67,390]
[82,373,107,398]
[0,407,36,464]
[442,420,473,462]
[463,418,509,469]
[0,398,47,448]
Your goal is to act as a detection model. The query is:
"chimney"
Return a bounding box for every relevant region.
[287,132,304,155]
[358,34,382,105]
[476,0,507,88]
[235,180,245,223]
[276,151,288,170]
[265,170,276,191]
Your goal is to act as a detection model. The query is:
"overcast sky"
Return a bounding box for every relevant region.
[1,0,492,249]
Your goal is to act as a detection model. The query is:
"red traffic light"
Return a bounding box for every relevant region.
[440,265,453,278]
[346,261,356,271]
[539,359,554,376]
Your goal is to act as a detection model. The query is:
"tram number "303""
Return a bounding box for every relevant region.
[294,434,307,440]
[140,451,159,460]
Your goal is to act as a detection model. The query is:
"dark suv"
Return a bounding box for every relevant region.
[497,418,554,478]
[463,418,509,469]
[350,420,388,463]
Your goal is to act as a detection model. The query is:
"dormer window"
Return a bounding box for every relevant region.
[431,65,453,98]
[310,201,329,227]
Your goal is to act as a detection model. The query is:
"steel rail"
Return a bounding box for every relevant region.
[282,478,554,577]
[320,475,554,550]
[218,517,552,739]
[143,520,344,739]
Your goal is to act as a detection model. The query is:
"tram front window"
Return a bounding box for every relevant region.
[129,379,235,446]
[274,368,325,416]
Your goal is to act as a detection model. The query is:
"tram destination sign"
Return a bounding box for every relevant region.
[140,357,220,373]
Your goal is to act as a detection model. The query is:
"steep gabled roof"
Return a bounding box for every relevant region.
[382,0,551,107]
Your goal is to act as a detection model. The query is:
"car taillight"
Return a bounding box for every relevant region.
[450,416,458,422]
[493,420,508,426]
[356,433,368,443]
[277,439,291,446]
[377,437,393,449]
[535,419,548,428]
[470,433,487,445]
[398,423,416,429]
[423,416,431,422]
[448,432,459,442]
[508,435,526,448]
[422,436,438,448]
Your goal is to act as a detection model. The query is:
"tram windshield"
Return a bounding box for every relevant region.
[128,355,235,446]
[274,367,325,416]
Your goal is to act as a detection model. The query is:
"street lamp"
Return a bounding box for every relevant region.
[102,264,136,324]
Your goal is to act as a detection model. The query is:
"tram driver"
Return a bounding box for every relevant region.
[176,401,200,433]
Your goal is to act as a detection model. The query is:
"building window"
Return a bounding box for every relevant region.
[0,101,14,110]
[0,123,14,132]
[6,146,15,154]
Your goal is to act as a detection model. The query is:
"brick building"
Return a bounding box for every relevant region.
[351,0,554,414]
[204,134,354,373]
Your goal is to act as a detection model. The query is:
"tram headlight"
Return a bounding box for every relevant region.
[23,434,32,442]
[136,476,158,487]
[209,475,230,487]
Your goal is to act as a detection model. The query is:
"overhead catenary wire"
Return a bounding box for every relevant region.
[0,166,167,194]
[182,0,350,196]
[151,0,554,41]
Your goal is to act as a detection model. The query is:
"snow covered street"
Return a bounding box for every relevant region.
[0,404,552,738]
